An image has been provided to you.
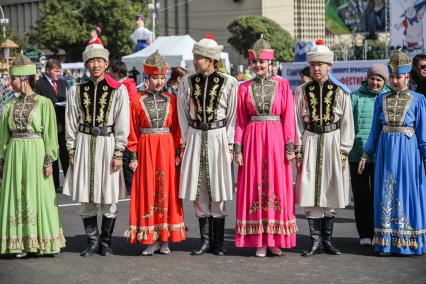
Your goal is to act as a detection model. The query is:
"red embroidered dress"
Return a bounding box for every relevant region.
[125,90,185,244]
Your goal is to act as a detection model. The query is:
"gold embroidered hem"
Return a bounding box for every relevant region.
[0,229,66,254]
[235,219,298,236]
[373,227,426,249]
[372,235,425,249]
[124,223,186,243]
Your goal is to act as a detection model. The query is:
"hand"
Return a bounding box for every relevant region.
[234,154,243,166]
[358,159,366,175]
[129,160,138,172]
[112,158,123,172]
[69,157,74,168]
[342,159,346,170]
[296,160,302,171]
[179,149,185,161]
[44,165,53,179]
[175,156,182,166]
[286,153,295,162]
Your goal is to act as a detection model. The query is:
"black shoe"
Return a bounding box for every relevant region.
[212,217,226,256]
[302,218,323,257]
[322,216,341,255]
[99,216,116,256]
[191,217,210,255]
[55,187,63,193]
[80,216,99,257]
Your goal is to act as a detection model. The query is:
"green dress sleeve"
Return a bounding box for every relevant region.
[0,102,11,162]
[41,97,58,166]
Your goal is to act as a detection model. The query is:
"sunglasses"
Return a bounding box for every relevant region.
[420,65,426,70]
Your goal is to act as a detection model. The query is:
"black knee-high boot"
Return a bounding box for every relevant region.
[212,217,226,256]
[81,216,99,257]
[191,217,211,255]
[99,215,116,256]
[322,216,341,255]
[302,218,323,257]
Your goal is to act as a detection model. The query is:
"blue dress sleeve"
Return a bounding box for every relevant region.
[415,94,426,157]
[363,95,383,157]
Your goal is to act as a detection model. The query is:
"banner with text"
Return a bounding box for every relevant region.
[281,60,387,92]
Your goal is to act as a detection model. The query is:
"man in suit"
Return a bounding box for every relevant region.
[35,59,68,193]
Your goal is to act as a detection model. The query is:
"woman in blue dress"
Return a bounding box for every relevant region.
[359,50,426,256]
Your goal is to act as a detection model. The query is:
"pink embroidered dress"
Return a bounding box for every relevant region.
[234,75,297,248]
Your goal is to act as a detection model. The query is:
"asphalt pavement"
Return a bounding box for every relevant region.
[0,193,425,284]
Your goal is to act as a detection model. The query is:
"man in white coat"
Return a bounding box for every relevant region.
[177,35,238,256]
[63,43,130,257]
[294,39,354,257]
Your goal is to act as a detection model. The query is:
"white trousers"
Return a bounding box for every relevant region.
[304,207,336,219]
[193,166,226,218]
[80,202,118,218]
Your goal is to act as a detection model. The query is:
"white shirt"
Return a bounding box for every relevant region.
[130,26,153,44]
[44,74,56,88]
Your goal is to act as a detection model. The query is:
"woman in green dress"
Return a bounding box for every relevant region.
[0,54,66,258]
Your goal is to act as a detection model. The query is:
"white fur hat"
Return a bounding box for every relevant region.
[192,34,223,61]
[307,39,334,65]
[82,43,109,63]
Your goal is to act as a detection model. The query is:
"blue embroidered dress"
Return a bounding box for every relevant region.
[364,88,426,255]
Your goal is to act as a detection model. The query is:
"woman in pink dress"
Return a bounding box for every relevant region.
[234,39,297,257]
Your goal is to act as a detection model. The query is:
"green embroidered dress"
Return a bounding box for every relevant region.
[0,93,65,254]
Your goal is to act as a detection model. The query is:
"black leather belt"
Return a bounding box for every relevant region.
[78,124,114,136]
[306,121,340,134]
[190,119,226,131]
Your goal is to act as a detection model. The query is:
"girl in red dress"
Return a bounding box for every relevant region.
[87,26,104,46]
[125,51,185,255]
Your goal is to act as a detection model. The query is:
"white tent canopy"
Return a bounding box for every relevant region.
[121,35,230,75]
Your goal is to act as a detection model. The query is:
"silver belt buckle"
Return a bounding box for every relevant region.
[200,122,209,131]
[91,127,101,136]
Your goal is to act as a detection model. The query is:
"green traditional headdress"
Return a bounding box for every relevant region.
[388,50,412,75]
[10,53,36,76]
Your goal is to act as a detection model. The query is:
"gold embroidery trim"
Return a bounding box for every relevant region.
[314,134,325,206]
[96,90,109,125]
[0,229,66,252]
[206,84,219,116]
[113,149,124,160]
[43,154,54,167]
[143,169,168,219]
[308,91,319,123]
[68,148,76,158]
[248,157,283,214]
[323,88,333,123]
[124,223,186,241]
[380,172,413,231]
[235,219,298,236]
[383,91,413,127]
[83,91,92,123]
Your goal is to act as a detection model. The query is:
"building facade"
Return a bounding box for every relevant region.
[1,0,327,65]
[294,0,325,41]
[157,0,325,65]
[0,0,44,34]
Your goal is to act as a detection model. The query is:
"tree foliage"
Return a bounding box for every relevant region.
[227,16,294,62]
[36,0,149,61]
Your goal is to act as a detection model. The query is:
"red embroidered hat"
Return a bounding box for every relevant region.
[143,50,168,75]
